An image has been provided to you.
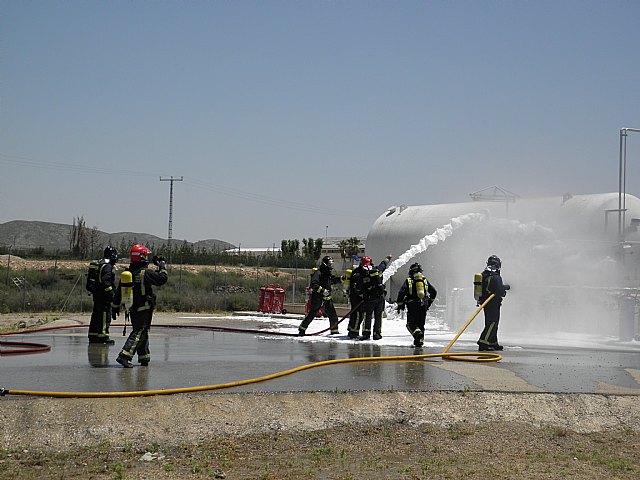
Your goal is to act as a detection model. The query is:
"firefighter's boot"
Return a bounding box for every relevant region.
[116,355,133,368]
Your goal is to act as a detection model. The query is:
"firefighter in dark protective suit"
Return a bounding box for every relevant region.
[298,256,342,336]
[477,255,509,352]
[396,262,437,347]
[88,246,118,344]
[346,256,370,339]
[360,255,392,340]
[114,244,168,368]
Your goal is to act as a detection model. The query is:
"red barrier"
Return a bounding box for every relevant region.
[272,287,285,314]
[258,284,288,314]
[257,285,267,312]
[262,286,275,313]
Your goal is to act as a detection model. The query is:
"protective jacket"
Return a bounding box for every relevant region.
[94,260,116,300]
[113,262,168,314]
[396,274,437,309]
[360,259,389,300]
[308,264,342,299]
[479,269,507,306]
[349,265,366,299]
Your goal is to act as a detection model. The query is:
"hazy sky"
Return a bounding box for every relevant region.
[1,0,639,247]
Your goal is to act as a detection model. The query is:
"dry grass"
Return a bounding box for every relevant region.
[1,422,638,479]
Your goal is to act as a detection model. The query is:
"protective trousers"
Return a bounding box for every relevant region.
[478,303,501,347]
[88,295,112,343]
[347,294,364,338]
[299,293,339,334]
[406,302,428,346]
[362,296,384,339]
[118,310,152,364]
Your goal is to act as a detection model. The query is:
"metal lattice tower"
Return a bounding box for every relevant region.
[469,185,519,203]
[619,128,640,240]
[160,176,183,248]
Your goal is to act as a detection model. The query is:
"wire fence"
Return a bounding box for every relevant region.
[0,263,346,314]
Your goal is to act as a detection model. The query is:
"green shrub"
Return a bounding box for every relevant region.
[0,264,317,313]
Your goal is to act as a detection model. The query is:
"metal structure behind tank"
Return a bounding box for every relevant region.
[365,193,640,339]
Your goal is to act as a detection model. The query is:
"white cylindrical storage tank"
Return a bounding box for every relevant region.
[366,193,640,341]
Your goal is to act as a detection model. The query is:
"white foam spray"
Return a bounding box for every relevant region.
[382,212,486,284]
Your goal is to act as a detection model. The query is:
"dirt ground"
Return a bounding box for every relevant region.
[1,313,639,479]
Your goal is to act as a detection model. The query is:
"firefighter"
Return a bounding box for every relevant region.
[88,246,118,344]
[114,244,168,368]
[477,255,509,351]
[360,255,392,340]
[396,262,437,347]
[298,256,342,336]
[346,256,369,339]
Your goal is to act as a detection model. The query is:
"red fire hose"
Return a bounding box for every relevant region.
[0,340,51,355]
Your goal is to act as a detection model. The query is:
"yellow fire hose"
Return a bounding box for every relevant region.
[441,294,495,357]
[1,296,499,398]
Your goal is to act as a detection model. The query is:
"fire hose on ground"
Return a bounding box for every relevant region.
[0,340,51,355]
[0,295,498,398]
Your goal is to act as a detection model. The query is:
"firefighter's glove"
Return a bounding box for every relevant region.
[396,303,405,313]
[152,255,167,269]
[322,288,331,299]
[385,255,392,263]
[426,298,434,309]
[111,309,119,321]
[504,284,511,291]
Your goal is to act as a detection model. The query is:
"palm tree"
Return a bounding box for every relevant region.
[338,239,349,262]
[345,237,361,259]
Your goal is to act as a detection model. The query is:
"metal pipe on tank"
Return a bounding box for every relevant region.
[619,128,640,240]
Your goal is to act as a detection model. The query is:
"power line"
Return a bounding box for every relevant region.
[1,151,369,218]
[184,178,368,218]
[0,152,152,178]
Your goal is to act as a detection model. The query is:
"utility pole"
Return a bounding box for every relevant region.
[160,176,183,251]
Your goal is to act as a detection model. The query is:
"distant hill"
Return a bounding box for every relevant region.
[0,220,234,253]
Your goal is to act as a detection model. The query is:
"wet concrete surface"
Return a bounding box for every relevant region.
[2,325,640,396]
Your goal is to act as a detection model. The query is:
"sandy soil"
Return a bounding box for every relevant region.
[0,254,289,277]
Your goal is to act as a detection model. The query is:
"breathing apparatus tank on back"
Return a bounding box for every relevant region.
[414,272,426,299]
[120,270,134,312]
[473,273,483,305]
[474,255,502,306]
[341,269,352,289]
[408,262,426,299]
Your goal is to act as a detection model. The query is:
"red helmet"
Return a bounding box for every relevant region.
[360,256,372,267]
[130,244,151,263]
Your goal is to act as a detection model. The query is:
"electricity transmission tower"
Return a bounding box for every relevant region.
[160,176,183,250]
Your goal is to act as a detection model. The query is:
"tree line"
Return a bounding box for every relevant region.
[1,218,362,269]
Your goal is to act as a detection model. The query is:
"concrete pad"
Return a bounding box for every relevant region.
[1,314,639,397]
